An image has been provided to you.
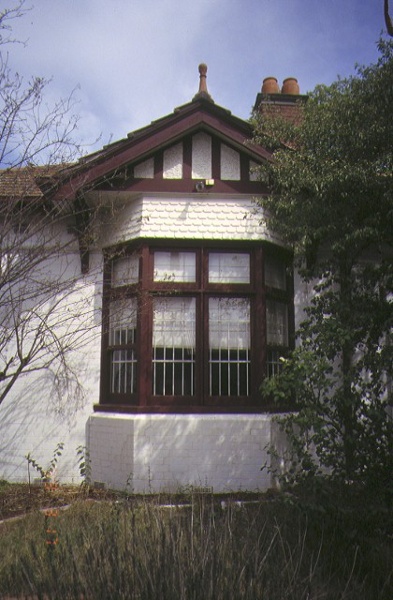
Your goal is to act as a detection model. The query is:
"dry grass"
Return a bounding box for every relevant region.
[0,482,392,599]
[0,481,120,522]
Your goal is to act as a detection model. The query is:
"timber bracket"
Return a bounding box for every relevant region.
[73,194,92,274]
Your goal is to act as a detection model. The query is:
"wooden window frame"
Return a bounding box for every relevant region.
[97,241,294,413]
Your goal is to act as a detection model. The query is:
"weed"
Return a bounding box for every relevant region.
[25,442,64,492]
[76,444,92,489]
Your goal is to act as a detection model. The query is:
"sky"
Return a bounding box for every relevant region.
[5,0,390,154]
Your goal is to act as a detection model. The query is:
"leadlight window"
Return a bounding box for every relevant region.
[109,298,137,394]
[112,255,139,287]
[266,349,284,378]
[266,300,288,347]
[209,297,250,396]
[154,251,196,282]
[208,252,250,284]
[101,243,293,410]
[265,256,287,290]
[152,297,196,395]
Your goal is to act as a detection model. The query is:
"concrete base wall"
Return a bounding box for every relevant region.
[87,413,284,493]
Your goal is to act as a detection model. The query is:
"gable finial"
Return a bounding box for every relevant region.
[193,63,214,102]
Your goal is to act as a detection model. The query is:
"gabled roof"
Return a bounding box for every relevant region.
[49,95,271,201]
[1,65,273,203]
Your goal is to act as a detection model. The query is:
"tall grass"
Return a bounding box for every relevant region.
[0,494,391,599]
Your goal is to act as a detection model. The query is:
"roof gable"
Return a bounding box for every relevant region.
[52,98,270,200]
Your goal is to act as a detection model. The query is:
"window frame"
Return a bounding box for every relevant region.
[99,241,294,413]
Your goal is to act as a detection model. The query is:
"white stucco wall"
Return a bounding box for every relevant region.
[163,143,183,179]
[221,144,241,180]
[87,413,280,492]
[0,248,103,483]
[192,132,212,179]
[161,134,242,182]
[134,158,154,178]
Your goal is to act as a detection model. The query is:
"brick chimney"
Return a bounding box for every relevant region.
[254,77,307,124]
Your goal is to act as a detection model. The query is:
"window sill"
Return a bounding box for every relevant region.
[93,403,295,415]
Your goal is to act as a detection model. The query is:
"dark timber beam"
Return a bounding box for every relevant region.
[73,194,91,274]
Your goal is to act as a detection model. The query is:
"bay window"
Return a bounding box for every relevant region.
[100,243,293,412]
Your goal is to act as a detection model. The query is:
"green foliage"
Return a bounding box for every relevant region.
[253,39,393,264]
[25,442,64,485]
[254,40,393,498]
[76,444,91,487]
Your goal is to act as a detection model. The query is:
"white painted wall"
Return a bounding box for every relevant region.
[221,144,241,180]
[87,413,281,492]
[0,193,305,489]
[192,132,212,179]
[134,158,154,178]
[163,143,183,179]
[0,249,103,484]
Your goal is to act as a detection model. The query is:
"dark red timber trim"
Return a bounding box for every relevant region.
[50,102,272,202]
[98,240,294,414]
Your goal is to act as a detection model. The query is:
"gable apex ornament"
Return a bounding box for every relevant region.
[193,63,214,103]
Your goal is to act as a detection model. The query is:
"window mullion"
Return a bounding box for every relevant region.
[237,348,240,396]
[102,244,293,409]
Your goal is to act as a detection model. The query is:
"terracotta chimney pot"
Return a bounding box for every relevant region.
[262,76,280,94]
[281,77,300,95]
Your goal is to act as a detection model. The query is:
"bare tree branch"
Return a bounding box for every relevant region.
[385,0,393,36]
[0,1,29,47]
[0,4,103,410]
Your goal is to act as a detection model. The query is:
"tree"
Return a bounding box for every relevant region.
[252,39,393,498]
[385,0,393,36]
[0,2,99,411]
[0,2,81,168]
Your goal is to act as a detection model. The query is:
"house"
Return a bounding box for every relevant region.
[0,66,307,492]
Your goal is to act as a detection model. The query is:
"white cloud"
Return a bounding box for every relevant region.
[7,0,385,153]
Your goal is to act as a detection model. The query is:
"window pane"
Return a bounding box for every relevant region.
[112,255,139,287]
[209,253,250,284]
[209,298,250,396]
[109,298,137,394]
[154,252,196,282]
[267,349,284,378]
[109,298,137,345]
[152,297,195,395]
[265,256,286,290]
[111,349,137,394]
[266,300,288,346]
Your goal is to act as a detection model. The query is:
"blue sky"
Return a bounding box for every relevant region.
[7,0,389,152]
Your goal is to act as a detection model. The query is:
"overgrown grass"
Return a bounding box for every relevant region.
[0,492,391,599]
